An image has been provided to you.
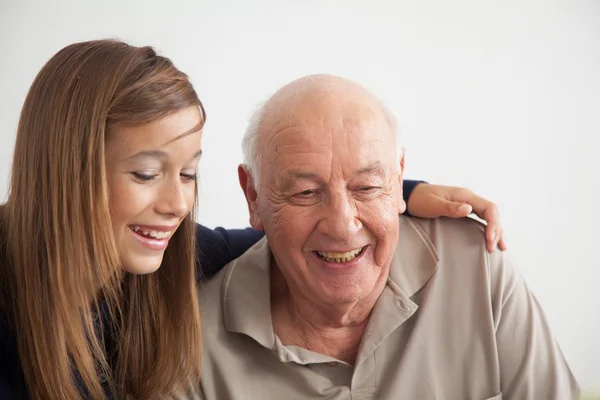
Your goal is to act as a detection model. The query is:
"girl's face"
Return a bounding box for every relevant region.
[105,106,203,274]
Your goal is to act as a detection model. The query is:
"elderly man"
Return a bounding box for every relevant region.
[197,75,579,399]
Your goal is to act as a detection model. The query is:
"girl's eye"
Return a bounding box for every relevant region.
[180,173,197,182]
[132,172,157,181]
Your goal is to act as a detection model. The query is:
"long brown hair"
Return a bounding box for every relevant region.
[2,39,205,399]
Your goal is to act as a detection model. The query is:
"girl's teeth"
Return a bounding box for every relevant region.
[132,226,171,240]
[148,230,171,239]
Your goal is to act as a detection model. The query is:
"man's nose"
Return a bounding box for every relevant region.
[319,191,362,241]
[155,178,190,218]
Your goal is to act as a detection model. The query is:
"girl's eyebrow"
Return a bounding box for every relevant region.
[121,149,202,163]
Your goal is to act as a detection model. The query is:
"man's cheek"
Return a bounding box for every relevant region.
[269,210,298,240]
[362,201,396,223]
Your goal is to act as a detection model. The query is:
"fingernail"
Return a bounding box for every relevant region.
[458,204,471,214]
[491,232,496,242]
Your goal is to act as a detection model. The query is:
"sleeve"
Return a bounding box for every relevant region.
[489,251,580,399]
[0,318,28,399]
[195,224,264,280]
[0,381,19,400]
[402,179,425,216]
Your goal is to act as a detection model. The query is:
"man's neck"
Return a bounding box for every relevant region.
[270,267,386,365]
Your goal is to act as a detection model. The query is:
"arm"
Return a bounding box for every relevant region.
[406,183,506,252]
[195,224,263,279]
[490,251,579,398]
[401,179,424,206]
[0,316,28,399]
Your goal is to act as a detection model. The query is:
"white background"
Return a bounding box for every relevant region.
[1,0,599,391]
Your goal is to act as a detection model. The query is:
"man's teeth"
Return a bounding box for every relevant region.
[317,248,363,263]
[132,226,172,239]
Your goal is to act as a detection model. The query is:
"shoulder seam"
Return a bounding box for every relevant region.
[405,218,440,263]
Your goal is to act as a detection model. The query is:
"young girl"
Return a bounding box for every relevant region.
[0,39,504,399]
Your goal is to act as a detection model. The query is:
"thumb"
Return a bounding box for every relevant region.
[444,202,473,218]
[410,196,472,219]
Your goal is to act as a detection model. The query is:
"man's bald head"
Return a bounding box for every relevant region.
[242,74,400,189]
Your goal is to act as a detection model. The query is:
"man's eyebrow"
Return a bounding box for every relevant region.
[355,161,386,177]
[279,170,320,190]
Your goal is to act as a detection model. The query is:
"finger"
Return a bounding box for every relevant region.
[497,234,508,251]
[408,195,452,219]
[456,187,498,220]
[439,201,472,218]
[483,203,500,228]
[475,202,499,224]
[485,217,498,240]
[456,203,473,216]
[493,226,503,251]
[486,227,497,252]
[485,216,503,251]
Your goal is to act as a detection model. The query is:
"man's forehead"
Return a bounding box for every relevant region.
[264,112,393,153]
[270,129,395,176]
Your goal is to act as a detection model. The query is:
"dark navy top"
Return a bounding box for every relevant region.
[0,180,423,399]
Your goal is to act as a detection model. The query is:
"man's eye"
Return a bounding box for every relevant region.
[357,187,381,193]
[132,172,157,181]
[295,190,317,198]
[355,186,382,199]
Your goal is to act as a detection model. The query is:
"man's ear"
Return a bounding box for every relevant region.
[397,148,407,214]
[238,164,264,231]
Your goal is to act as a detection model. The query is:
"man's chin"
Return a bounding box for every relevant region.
[310,283,371,305]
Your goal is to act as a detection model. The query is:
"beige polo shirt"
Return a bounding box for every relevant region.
[196,216,579,399]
